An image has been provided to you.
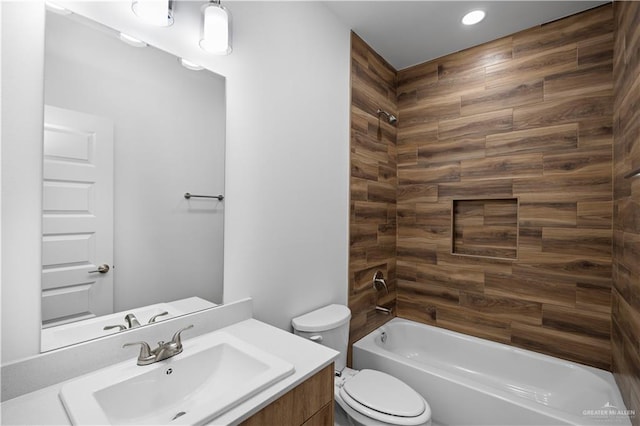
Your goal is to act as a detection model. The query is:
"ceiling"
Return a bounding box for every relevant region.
[324,1,609,70]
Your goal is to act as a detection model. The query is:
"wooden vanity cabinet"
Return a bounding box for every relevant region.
[240,363,334,426]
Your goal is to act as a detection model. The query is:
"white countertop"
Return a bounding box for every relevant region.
[1,318,338,425]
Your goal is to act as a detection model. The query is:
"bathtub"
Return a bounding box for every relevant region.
[353,318,631,426]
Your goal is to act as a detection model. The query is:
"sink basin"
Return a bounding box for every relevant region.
[59,331,295,425]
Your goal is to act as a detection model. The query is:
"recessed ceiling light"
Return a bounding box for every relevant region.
[462,10,486,26]
[119,33,148,48]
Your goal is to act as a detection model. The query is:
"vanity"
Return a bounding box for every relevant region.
[1,299,337,425]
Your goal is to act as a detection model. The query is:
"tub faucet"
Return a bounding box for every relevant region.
[123,324,194,366]
[124,313,141,328]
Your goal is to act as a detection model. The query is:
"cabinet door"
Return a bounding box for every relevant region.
[241,363,334,426]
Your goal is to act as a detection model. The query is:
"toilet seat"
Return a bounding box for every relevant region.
[339,369,431,426]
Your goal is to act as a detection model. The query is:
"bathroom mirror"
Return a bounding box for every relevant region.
[40,9,225,352]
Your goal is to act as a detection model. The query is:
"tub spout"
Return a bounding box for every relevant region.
[375,305,393,315]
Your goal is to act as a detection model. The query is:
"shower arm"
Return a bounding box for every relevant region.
[376,109,397,124]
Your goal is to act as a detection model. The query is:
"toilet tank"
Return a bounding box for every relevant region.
[292,304,351,372]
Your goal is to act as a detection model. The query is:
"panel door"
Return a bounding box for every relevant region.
[42,105,114,327]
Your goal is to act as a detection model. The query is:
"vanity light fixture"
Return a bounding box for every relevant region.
[179,58,204,71]
[132,0,174,27]
[462,9,486,26]
[119,33,148,48]
[199,0,232,55]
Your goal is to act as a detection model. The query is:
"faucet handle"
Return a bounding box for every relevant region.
[148,311,169,324]
[123,341,152,360]
[171,324,194,347]
[104,324,127,331]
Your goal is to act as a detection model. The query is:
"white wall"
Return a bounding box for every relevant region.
[1,1,350,364]
[221,2,351,329]
[1,1,46,363]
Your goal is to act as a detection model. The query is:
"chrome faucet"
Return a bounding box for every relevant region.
[125,313,141,328]
[123,324,193,366]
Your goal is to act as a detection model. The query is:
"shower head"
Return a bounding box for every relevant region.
[377,109,398,125]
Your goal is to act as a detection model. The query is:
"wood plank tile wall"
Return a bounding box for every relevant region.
[612,1,640,421]
[349,5,618,371]
[348,33,398,363]
[395,5,614,370]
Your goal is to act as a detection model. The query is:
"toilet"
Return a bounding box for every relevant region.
[292,304,432,426]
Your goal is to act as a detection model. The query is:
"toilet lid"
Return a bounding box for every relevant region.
[341,369,426,418]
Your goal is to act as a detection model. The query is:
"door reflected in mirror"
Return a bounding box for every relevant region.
[41,10,225,351]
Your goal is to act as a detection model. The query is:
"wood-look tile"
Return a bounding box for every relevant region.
[397,279,461,306]
[397,184,438,203]
[485,123,578,157]
[578,33,614,68]
[513,95,613,130]
[544,63,613,101]
[512,4,613,58]
[401,96,460,128]
[438,180,514,199]
[417,137,486,163]
[542,304,611,339]
[459,292,543,326]
[416,67,485,101]
[398,162,460,184]
[511,321,611,369]
[415,202,452,226]
[437,305,513,344]
[350,224,378,250]
[436,252,514,275]
[461,80,543,117]
[367,182,396,203]
[513,175,611,202]
[399,222,449,244]
[438,108,513,140]
[461,153,543,180]
[519,202,577,227]
[515,252,612,285]
[397,61,438,94]
[576,282,613,314]
[397,121,438,145]
[578,117,613,148]
[396,238,437,264]
[485,271,577,307]
[415,263,484,293]
[577,201,612,229]
[437,36,513,80]
[486,44,577,89]
[353,127,391,156]
[543,146,612,177]
[396,296,438,325]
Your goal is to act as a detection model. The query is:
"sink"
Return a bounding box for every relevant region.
[59,331,295,425]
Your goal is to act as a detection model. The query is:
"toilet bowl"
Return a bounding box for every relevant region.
[292,305,431,426]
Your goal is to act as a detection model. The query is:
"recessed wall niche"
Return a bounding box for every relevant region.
[452,198,519,260]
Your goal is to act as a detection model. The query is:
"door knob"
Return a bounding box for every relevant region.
[89,264,110,274]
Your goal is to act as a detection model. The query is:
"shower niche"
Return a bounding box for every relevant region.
[451,198,519,260]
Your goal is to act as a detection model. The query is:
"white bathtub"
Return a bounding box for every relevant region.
[353,318,631,426]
